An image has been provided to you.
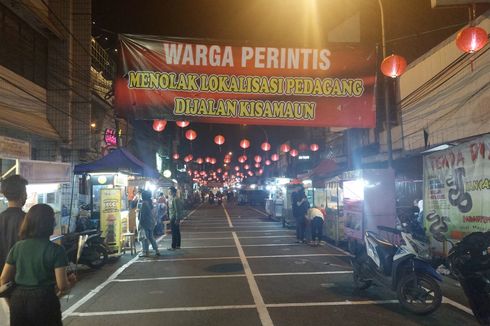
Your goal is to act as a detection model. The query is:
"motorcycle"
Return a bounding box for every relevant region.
[62,229,109,269]
[447,232,490,325]
[351,215,443,315]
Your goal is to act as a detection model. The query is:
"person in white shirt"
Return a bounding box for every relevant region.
[307,207,325,246]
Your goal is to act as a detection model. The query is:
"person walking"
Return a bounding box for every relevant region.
[168,186,183,250]
[307,206,325,246]
[295,189,310,244]
[1,204,75,326]
[0,175,28,325]
[138,190,160,257]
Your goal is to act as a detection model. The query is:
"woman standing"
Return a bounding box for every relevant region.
[138,190,160,257]
[0,204,74,326]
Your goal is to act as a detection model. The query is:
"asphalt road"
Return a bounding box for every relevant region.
[62,203,478,326]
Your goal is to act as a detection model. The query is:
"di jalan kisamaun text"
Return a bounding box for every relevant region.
[127,72,365,120]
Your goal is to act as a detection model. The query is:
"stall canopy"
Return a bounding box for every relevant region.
[74,148,160,178]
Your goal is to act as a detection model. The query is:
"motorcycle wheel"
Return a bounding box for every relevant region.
[86,244,108,269]
[396,273,442,315]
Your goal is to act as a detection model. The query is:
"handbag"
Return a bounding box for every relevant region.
[0,281,15,298]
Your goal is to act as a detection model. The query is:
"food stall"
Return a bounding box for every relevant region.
[342,168,397,252]
[265,177,289,221]
[74,148,160,254]
[0,158,73,236]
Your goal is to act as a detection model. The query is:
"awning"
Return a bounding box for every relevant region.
[74,148,160,178]
[300,159,337,180]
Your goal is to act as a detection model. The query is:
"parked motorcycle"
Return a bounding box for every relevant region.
[447,231,490,325]
[62,229,109,269]
[351,215,443,315]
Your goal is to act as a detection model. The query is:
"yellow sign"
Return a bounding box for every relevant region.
[100,188,122,253]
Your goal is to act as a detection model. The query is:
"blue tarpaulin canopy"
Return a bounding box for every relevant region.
[74,148,160,178]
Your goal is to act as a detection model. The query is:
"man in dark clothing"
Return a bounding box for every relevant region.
[168,186,183,250]
[0,174,28,270]
[295,189,310,243]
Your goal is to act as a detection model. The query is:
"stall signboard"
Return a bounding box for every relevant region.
[100,188,122,253]
[19,160,71,184]
[0,136,30,160]
[115,34,376,128]
[423,134,490,250]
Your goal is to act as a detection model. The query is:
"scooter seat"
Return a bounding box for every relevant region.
[367,232,397,275]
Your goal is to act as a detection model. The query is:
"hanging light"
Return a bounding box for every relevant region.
[152,119,167,132]
[289,149,299,157]
[254,155,262,163]
[265,159,271,166]
[456,26,488,53]
[235,166,240,171]
[196,157,203,164]
[210,158,217,165]
[280,143,291,153]
[176,120,190,128]
[261,142,271,151]
[185,129,197,141]
[258,169,264,175]
[217,168,222,173]
[172,153,180,160]
[380,54,407,78]
[254,163,261,168]
[271,153,279,161]
[205,157,211,163]
[214,134,225,145]
[310,143,319,152]
[244,164,250,170]
[224,157,231,164]
[239,139,251,149]
[238,155,247,163]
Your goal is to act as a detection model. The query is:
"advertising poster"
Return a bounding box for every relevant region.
[423,134,490,253]
[100,188,122,253]
[115,34,376,128]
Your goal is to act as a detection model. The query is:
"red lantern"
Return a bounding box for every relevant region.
[289,149,299,157]
[244,164,250,170]
[254,163,261,168]
[196,157,203,164]
[214,134,225,145]
[210,158,217,165]
[176,120,190,128]
[271,153,279,161]
[261,142,271,151]
[265,160,271,166]
[183,155,191,163]
[258,169,264,175]
[217,168,222,173]
[280,144,291,153]
[172,153,180,160]
[248,171,254,176]
[456,26,488,53]
[185,129,197,141]
[380,54,407,78]
[224,157,231,164]
[239,139,250,149]
[310,143,319,152]
[254,155,262,163]
[234,166,240,171]
[152,119,167,132]
[238,155,247,163]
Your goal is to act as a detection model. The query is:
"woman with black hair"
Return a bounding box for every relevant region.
[0,204,74,326]
[138,190,160,257]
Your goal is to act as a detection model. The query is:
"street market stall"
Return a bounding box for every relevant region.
[74,148,160,253]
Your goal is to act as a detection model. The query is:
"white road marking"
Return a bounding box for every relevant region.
[254,271,353,277]
[112,274,246,282]
[183,230,290,234]
[250,207,269,217]
[157,243,300,249]
[247,253,348,259]
[69,304,257,317]
[265,300,399,308]
[223,206,234,227]
[232,231,274,326]
[443,297,474,315]
[134,256,241,263]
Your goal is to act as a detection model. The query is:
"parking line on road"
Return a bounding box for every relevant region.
[248,254,348,259]
[134,256,241,263]
[265,300,399,308]
[254,271,352,277]
[111,274,246,282]
[443,297,474,316]
[232,231,274,326]
[69,304,257,317]
[224,205,234,227]
[250,207,269,217]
